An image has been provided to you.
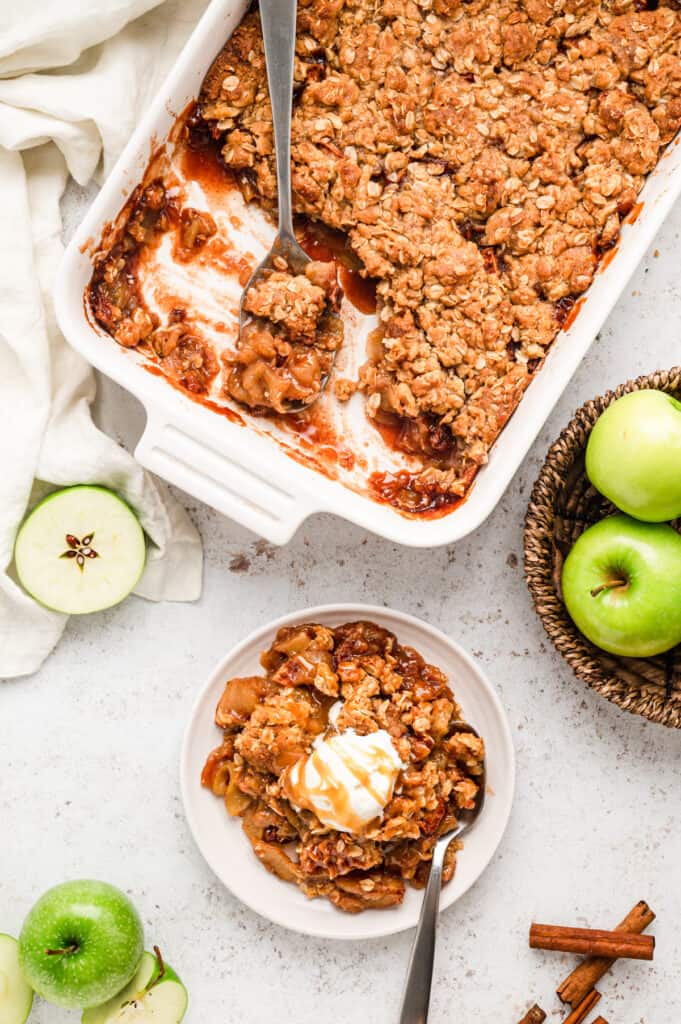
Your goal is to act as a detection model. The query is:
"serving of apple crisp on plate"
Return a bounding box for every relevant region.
[86,0,681,521]
[181,605,514,938]
[201,619,484,912]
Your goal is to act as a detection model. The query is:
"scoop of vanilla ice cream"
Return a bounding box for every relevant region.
[284,724,404,833]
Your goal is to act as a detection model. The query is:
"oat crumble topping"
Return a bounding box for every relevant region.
[199,0,681,499]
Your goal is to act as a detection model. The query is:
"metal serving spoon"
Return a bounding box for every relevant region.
[238,0,337,411]
[398,722,486,1024]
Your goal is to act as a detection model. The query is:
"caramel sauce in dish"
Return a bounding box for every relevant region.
[284,707,404,834]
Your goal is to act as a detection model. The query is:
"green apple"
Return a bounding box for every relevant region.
[18,880,144,1010]
[562,514,681,657]
[586,389,681,522]
[14,485,146,615]
[0,935,33,1024]
[82,949,188,1023]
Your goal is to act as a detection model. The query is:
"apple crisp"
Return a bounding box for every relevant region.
[227,259,344,412]
[198,0,681,504]
[87,0,681,515]
[201,620,485,912]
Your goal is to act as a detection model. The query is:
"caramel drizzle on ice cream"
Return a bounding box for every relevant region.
[283,728,403,835]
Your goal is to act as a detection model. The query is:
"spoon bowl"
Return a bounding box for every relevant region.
[238,233,340,413]
[239,233,311,319]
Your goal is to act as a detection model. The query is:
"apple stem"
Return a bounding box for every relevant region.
[590,579,628,597]
[45,944,79,956]
[149,945,166,990]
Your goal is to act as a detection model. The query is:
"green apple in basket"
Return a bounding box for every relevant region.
[0,934,33,1024]
[586,389,681,522]
[14,485,146,614]
[562,514,681,657]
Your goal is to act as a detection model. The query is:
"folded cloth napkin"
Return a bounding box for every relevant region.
[0,0,211,678]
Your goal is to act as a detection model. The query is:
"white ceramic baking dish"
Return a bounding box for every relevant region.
[55,0,681,547]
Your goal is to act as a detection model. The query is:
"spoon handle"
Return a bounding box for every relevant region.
[259,0,297,241]
[398,838,449,1024]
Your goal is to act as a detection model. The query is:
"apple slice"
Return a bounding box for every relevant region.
[0,934,33,1024]
[14,485,146,615]
[82,950,188,1024]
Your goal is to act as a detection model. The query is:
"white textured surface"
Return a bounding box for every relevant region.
[2,182,681,1022]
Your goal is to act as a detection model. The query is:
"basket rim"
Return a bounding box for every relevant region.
[524,366,681,729]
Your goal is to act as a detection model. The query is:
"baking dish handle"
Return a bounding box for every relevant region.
[135,411,317,544]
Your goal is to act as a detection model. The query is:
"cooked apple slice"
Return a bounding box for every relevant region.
[0,934,33,1024]
[82,950,187,1023]
[14,485,146,615]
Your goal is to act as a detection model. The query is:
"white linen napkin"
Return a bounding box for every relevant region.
[0,0,211,678]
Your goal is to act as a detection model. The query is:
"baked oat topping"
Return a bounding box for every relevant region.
[201,620,485,912]
[198,0,681,503]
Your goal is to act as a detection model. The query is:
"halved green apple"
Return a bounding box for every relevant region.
[82,950,187,1023]
[14,485,146,615]
[0,934,33,1024]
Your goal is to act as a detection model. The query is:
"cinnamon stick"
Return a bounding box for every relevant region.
[530,923,654,960]
[517,1005,546,1024]
[557,901,655,1007]
[563,989,601,1024]
[592,1018,609,1024]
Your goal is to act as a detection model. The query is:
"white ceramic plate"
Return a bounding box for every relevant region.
[180,604,515,940]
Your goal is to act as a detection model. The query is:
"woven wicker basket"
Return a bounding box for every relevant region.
[524,367,681,728]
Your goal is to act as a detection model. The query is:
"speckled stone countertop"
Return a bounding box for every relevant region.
[2,185,681,1023]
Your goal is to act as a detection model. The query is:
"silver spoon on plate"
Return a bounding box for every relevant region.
[398,722,486,1024]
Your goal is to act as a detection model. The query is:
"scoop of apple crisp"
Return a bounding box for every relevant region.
[226,259,344,413]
